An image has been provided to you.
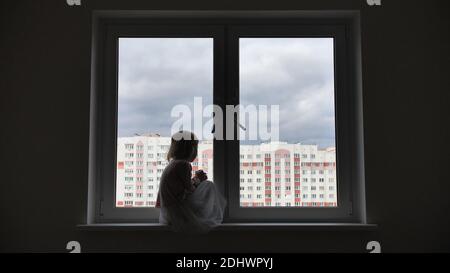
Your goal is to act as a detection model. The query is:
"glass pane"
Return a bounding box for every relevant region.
[116,38,214,208]
[239,38,337,208]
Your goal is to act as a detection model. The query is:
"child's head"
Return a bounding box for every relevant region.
[167,130,199,162]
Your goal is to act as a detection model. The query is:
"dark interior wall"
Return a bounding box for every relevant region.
[1,0,449,253]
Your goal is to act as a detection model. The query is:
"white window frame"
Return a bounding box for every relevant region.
[87,10,366,224]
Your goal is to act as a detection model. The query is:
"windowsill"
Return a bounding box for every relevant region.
[77,223,377,231]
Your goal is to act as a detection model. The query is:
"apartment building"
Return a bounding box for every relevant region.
[116,135,336,207]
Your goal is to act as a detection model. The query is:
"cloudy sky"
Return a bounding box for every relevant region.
[118,37,336,148]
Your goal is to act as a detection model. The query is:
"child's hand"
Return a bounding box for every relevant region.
[194,170,208,182]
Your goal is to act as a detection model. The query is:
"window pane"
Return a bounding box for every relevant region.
[116,38,214,208]
[239,38,337,208]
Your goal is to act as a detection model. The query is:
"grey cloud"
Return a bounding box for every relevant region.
[239,38,335,147]
[118,37,335,148]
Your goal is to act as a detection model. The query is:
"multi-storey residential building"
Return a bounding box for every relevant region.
[240,142,337,207]
[116,133,213,207]
[116,134,336,208]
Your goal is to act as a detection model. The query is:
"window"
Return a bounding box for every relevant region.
[115,36,214,210]
[89,11,366,224]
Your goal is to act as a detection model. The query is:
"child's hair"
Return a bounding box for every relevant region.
[166,131,199,162]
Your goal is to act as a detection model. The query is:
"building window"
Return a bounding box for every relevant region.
[90,11,366,223]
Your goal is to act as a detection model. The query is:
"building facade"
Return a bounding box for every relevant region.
[116,135,336,208]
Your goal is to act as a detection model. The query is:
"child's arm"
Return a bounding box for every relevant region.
[181,161,195,194]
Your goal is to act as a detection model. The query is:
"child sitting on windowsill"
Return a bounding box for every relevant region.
[155,131,226,233]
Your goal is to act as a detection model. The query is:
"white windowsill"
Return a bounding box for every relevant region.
[77,223,377,231]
